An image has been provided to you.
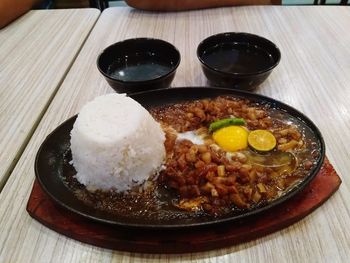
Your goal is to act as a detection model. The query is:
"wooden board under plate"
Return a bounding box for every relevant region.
[27,158,341,254]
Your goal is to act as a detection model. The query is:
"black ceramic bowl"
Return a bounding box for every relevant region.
[197,32,281,90]
[97,38,180,93]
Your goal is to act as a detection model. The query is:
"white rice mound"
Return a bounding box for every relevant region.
[70,93,166,192]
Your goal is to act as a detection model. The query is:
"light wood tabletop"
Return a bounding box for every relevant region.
[0,9,100,190]
[1,5,350,262]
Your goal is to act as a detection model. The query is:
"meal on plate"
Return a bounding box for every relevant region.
[67,93,321,218]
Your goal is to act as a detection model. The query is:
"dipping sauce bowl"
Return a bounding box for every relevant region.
[97,38,180,93]
[197,32,281,90]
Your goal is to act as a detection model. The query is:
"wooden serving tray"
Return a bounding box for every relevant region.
[27,158,341,254]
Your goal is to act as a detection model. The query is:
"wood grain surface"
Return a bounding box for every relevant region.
[1,6,350,263]
[0,9,100,190]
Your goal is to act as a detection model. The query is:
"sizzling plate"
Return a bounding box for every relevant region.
[35,87,325,229]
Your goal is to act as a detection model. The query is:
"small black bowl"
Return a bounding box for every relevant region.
[97,38,180,93]
[197,32,281,90]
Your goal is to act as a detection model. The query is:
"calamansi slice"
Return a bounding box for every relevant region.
[248,130,276,152]
[212,126,248,152]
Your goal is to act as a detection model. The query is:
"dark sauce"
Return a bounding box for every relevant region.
[202,43,274,73]
[107,52,173,81]
[62,154,205,222]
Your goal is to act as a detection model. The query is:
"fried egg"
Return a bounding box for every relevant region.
[212,126,248,152]
[176,126,249,153]
[176,130,205,145]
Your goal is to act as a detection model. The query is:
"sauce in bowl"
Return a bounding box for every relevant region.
[202,43,275,74]
[107,52,174,82]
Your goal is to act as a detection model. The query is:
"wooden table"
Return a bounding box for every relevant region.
[1,6,350,262]
[0,9,100,190]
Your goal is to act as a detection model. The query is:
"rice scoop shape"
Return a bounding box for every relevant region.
[70,93,166,192]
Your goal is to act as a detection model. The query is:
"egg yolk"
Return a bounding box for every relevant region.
[212,126,248,152]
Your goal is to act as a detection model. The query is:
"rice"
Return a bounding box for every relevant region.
[70,93,166,192]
